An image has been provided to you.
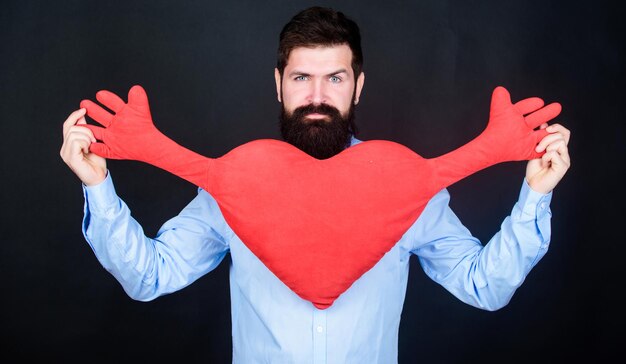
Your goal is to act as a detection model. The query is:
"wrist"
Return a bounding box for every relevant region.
[82,170,108,187]
[525,177,553,195]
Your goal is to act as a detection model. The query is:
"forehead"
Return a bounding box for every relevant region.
[286,44,353,75]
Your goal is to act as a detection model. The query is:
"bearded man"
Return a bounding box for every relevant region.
[60,6,570,364]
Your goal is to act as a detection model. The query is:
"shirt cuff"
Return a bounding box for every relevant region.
[82,170,119,213]
[516,178,553,221]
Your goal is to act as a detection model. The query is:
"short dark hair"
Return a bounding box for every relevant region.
[277,6,363,78]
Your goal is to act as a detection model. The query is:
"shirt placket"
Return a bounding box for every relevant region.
[312,308,327,364]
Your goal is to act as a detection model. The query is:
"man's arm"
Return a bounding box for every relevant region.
[410,125,570,310]
[82,173,230,301]
[411,181,552,311]
[61,108,229,301]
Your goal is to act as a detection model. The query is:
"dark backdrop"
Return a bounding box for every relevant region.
[1,0,623,363]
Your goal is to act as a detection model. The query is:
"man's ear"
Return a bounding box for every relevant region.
[274,68,282,102]
[354,71,365,105]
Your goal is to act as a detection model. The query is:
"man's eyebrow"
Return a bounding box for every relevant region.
[326,69,348,77]
[288,69,349,77]
[288,70,310,77]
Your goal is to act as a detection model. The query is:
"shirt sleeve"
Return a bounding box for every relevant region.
[410,178,552,311]
[81,171,230,301]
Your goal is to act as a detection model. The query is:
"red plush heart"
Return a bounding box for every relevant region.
[207,139,436,308]
[81,85,561,309]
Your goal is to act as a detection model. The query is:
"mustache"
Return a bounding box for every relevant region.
[290,103,342,120]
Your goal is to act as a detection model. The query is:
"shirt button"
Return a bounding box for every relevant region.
[540,202,546,210]
[316,325,323,333]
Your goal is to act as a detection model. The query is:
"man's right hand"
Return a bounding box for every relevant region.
[60,108,107,186]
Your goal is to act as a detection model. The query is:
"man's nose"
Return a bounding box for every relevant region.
[306,79,327,105]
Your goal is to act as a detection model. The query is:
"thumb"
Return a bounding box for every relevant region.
[490,86,512,114]
[529,128,550,159]
[128,85,150,114]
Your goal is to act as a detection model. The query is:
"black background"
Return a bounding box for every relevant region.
[1,0,624,363]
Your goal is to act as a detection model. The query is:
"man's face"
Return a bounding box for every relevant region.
[274,44,365,159]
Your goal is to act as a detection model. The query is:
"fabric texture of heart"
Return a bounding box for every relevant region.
[208,139,436,308]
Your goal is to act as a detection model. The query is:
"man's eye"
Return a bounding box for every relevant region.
[329,76,341,83]
[294,75,308,81]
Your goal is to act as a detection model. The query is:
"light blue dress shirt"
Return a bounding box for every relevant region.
[81,138,552,364]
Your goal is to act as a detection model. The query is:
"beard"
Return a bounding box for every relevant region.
[279,101,357,159]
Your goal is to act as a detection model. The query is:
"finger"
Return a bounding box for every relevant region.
[541,151,553,169]
[70,138,91,157]
[542,150,569,172]
[63,108,87,136]
[128,85,150,114]
[82,124,106,141]
[559,144,571,166]
[514,97,544,115]
[535,132,565,153]
[64,115,90,141]
[68,125,96,142]
[530,128,550,157]
[546,140,570,165]
[524,102,562,129]
[546,123,571,145]
[64,115,87,140]
[96,90,126,113]
[490,86,512,114]
[62,132,92,159]
[67,129,95,145]
[80,99,114,127]
[89,142,112,159]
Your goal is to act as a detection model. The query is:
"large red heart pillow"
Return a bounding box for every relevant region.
[81,85,561,308]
